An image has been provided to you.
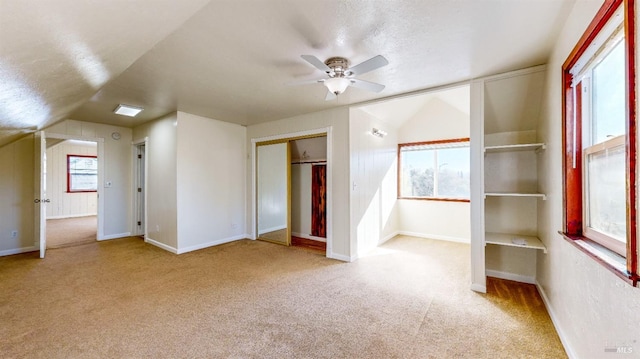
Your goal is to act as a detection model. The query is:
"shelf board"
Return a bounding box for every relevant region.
[484,192,547,200]
[485,232,547,253]
[484,143,546,153]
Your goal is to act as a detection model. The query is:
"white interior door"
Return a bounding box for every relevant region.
[34,131,47,258]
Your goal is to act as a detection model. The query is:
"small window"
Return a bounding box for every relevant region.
[398,138,470,201]
[67,155,98,193]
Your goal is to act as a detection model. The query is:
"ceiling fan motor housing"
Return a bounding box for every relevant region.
[324,57,350,77]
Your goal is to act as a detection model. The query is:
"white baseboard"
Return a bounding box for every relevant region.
[536,281,576,359]
[398,231,470,244]
[99,232,131,241]
[0,245,38,257]
[291,232,326,242]
[486,269,536,284]
[47,213,97,220]
[379,231,400,245]
[145,237,178,254]
[176,234,247,254]
[470,283,487,293]
[327,252,354,262]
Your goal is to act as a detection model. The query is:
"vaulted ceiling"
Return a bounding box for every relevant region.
[0,0,576,147]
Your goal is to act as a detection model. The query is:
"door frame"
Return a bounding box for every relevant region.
[39,133,105,243]
[251,127,333,256]
[131,137,148,237]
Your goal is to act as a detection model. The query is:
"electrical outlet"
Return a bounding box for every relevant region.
[11,230,17,238]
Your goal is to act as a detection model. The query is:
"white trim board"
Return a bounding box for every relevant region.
[327,252,354,262]
[380,231,400,246]
[0,246,38,257]
[536,281,577,359]
[145,237,178,254]
[397,231,470,244]
[177,234,247,254]
[486,269,536,285]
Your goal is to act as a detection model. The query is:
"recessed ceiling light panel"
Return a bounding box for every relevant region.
[114,104,143,117]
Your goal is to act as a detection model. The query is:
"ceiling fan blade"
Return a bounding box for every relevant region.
[325,90,337,101]
[349,78,385,93]
[346,55,389,76]
[301,55,331,72]
[286,78,325,86]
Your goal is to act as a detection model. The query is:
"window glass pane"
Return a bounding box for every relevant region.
[400,149,434,197]
[69,156,98,191]
[586,145,626,242]
[436,147,470,198]
[592,40,626,144]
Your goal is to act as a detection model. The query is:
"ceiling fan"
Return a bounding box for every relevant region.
[297,54,389,100]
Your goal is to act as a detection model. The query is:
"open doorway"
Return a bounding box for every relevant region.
[44,138,99,249]
[290,136,327,254]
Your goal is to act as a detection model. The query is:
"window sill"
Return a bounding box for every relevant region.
[398,197,470,203]
[559,231,638,287]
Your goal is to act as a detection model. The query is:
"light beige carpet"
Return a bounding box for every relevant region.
[46,216,97,248]
[0,235,566,358]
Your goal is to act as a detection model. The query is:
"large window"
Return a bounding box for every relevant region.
[398,138,470,201]
[562,0,637,285]
[67,155,98,193]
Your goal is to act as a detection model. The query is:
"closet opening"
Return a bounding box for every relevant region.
[254,131,329,256]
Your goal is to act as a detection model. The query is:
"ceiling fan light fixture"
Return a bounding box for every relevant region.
[114,104,143,117]
[324,77,350,95]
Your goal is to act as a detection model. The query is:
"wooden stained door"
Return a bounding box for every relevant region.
[311,164,326,238]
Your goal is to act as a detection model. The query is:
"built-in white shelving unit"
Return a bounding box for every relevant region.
[470,65,549,292]
[483,142,548,253]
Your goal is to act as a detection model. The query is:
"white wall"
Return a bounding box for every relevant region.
[256,143,288,234]
[0,136,35,255]
[132,114,178,250]
[176,112,246,253]
[397,95,471,243]
[46,141,97,219]
[47,120,133,238]
[349,108,399,257]
[246,108,351,260]
[536,1,640,357]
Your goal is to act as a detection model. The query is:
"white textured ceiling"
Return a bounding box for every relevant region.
[0,0,576,147]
